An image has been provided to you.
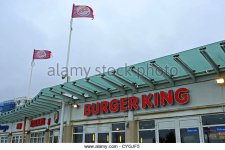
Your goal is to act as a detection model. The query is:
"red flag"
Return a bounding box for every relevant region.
[33,50,51,60]
[72,4,94,19]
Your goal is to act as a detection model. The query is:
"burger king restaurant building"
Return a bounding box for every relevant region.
[0,41,225,143]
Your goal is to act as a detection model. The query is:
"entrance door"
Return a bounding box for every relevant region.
[156,119,177,143]
[156,116,202,143]
[178,117,202,143]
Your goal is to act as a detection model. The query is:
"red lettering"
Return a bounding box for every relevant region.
[84,104,91,116]
[154,92,159,107]
[109,99,119,113]
[82,88,190,116]
[30,120,34,127]
[47,118,51,126]
[100,101,109,114]
[41,118,46,125]
[92,103,100,115]
[141,94,153,109]
[175,88,189,104]
[30,118,46,127]
[37,119,40,126]
[160,90,174,106]
[16,123,22,129]
[120,97,128,112]
[128,96,139,110]
[33,120,35,127]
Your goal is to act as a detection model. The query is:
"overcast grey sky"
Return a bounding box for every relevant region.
[0,0,225,101]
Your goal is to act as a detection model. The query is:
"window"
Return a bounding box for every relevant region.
[12,135,25,143]
[159,129,176,143]
[139,120,156,143]
[202,114,225,143]
[85,133,95,143]
[72,126,83,143]
[98,133,109,143]
[202,114,225,125]
[0,136,8,143]
[49,130,59,143]
[180,128,200,143]
[30,132,44,143]
[112,123,125,143]
[49,131,53,143]
[112,123,125,131]
[203,126,225,143]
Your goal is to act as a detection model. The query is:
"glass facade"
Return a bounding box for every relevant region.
[180,128,200,143]
[12,135,25,143]
[0,136,8,143]
[85,133,95,143]
[73,134,83,143]
[202,114,225,143]
[2,113,225,143]
[112,132,125,143]
[112,123,125,143]
[203,126,225,143]
[30,132,44,143]
[72,126,83,143]
[98,133,109,143]
[159,129,176,143]
[49,130,59,143]
[139,120,156,143]
[202,114,225,125]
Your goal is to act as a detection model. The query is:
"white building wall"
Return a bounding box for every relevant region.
[70,80,225,122]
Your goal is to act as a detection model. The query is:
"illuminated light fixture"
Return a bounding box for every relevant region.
[73,104,79,108]
[140,137,143,143]
[216,78,225,85]
[116,128,120,131]
[92,134,95,142]
[119,136,122,142]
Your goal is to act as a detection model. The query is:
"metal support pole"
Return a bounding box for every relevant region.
[22,116,27,143]
[59,101,65,143]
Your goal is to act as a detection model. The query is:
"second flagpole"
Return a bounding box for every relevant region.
[27,60,35,98]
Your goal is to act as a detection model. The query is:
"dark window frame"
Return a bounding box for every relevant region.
[85,133,95,143]
[180,127,200,143]
[98,133,109,143]
[72,126,84,143]
[112,123,126,143]
[202,113,225,143]
[159,129,176,143]
[138,120,156,143]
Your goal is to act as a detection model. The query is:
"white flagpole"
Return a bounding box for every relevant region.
[65,18,73,83]
[27,60,35,98]
[59,17,73,144]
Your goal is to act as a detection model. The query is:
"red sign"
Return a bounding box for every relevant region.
[47,118,51,126]
[16,123,22,129]
[30,118,46,127]
[84,88,189,116]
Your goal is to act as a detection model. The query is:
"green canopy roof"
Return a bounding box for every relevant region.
[1,40,225,123]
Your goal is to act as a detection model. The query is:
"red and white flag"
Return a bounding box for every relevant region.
[33,50,52,60]
[71,4,94,19]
